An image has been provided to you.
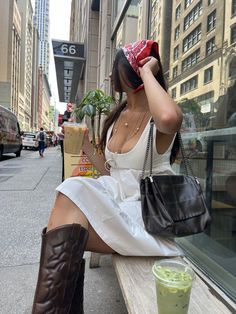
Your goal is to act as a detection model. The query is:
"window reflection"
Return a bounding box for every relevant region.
[112,2,236,299]
[134,0,235,300]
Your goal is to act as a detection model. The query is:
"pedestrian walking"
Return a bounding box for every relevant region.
[32,40,183,313]
[36,127,47,157]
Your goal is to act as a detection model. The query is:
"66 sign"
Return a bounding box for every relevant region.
[52,40,84,58]
[61,44,76,55]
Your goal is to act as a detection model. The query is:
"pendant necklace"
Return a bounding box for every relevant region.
[110,108,149,153]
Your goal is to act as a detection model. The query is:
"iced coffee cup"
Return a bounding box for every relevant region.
[63,122,87,154]
[152,259,195,314]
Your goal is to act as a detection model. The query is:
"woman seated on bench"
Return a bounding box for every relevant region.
[32,40,183,313]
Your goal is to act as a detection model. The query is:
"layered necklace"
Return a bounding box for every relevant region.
[109,107,149,153]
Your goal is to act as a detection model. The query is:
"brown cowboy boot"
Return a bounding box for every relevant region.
[32,223,88,314]
[69,258,86,314]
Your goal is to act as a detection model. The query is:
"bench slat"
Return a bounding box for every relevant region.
[112,255,232,314]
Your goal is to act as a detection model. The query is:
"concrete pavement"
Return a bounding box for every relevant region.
[0,146,127,314]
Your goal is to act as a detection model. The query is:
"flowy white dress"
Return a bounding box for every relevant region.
[56,120,182,256]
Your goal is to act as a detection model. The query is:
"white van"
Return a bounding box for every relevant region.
[0,105,22,160]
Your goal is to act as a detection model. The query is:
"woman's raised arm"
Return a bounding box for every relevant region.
[139,57,183,135]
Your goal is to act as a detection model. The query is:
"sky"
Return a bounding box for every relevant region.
[48,0,72,113]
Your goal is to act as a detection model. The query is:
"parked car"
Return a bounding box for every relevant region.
[22,133,39,150]
[0,105,22,160]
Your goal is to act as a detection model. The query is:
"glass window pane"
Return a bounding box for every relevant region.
[113,0,127,20]
[148,0,236,301]
[233,0,236,15]
[112,0,236,300]
[114,0,143,50]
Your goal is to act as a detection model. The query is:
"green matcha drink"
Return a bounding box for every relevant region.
[152,259,195,314]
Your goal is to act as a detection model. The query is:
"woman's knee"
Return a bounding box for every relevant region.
[47,192,89,231]
[85,223,116,254]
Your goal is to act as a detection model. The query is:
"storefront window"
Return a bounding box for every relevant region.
[113,0,236,302]
[166,0,236,302]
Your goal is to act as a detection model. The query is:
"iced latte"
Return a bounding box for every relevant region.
[152,259,195,314]
[64,123,86,154]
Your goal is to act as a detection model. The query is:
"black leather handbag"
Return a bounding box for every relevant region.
[140,120,211,237]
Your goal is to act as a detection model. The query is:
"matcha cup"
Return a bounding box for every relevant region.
[64,122,87,154]
[152,259,195,314]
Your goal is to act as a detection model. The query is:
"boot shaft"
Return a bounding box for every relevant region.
[32,224,88,314]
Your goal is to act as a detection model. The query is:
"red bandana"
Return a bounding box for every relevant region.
[122,40,159,93]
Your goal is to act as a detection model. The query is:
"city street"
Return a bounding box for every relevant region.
[0,147,127,314]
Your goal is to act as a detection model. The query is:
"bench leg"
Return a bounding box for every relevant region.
[89,252,101,268]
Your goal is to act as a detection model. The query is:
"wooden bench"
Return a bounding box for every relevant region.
[90,253,235,314]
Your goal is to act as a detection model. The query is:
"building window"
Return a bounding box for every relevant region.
[184,0,194,9]
[206,37,215,55]
[233,0,236,15]
[176,4,181,20]
[229,57,236,77]
[184,1,203,31]
[173,66,178,79]
[207,10,216,32]
[171,88,177,99]
[180,75,198,95]
[174,45,179,61]
[208,0,215,5]
[175,25,180,40]
[183,24,201,53]
[182,48,200,72]
[231,25,236,44]
[204,66,213,84]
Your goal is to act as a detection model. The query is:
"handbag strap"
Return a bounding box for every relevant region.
[141,119,197,179]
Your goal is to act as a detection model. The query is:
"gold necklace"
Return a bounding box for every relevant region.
[109,109,149,153]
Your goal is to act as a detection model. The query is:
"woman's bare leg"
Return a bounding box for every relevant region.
[47,192,116,254]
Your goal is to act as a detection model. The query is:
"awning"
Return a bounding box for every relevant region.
[52,40,86,103]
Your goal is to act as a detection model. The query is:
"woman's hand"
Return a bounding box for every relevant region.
[138,56,159,78]
[81,128,91,151]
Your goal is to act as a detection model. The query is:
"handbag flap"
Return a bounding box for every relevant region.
[149,175,207,222]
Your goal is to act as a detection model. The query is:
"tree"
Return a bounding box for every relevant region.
[178,98,201,114]
[178,98,206,129]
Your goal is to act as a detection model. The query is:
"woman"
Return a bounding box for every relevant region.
[32,40,183,313]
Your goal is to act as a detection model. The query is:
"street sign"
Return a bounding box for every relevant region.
[67,103,73,112]
[52,40,84,58]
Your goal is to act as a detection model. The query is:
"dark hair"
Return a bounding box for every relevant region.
[100,48,179,164]
[40,127,44,131]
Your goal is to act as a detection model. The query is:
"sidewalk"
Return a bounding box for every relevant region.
[0,146,127,314]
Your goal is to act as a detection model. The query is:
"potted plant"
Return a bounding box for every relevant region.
[74,89,112,148]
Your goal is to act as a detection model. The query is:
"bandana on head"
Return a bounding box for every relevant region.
[122,39,159,76]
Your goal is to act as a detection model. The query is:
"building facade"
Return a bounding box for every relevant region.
[33,0,50,77]
[0,0,21,116]
[64,0,236,304]
[149,0,173,74]
[169,0,224,121]
[17,0,34,132]
[31,26,40,132]
[41,74,51,130]
[37,66,43,128]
